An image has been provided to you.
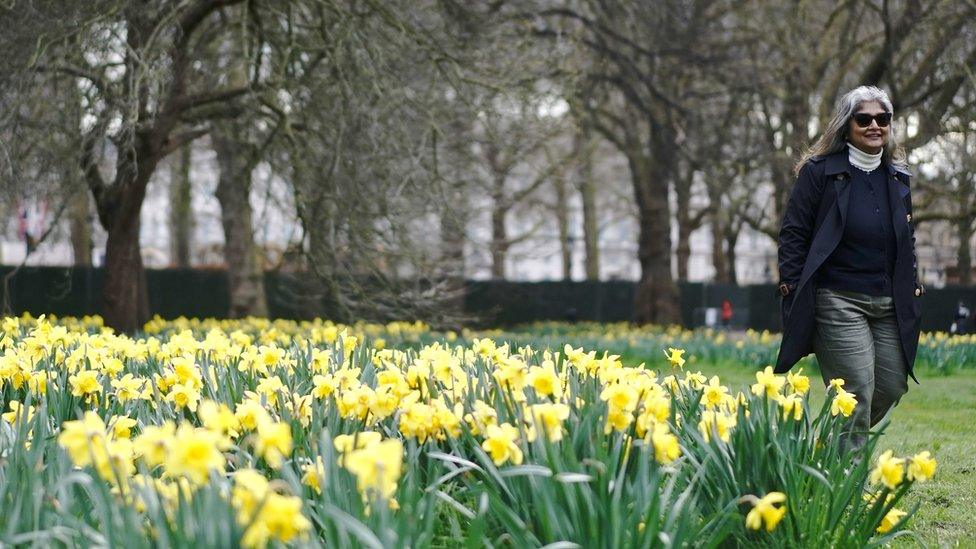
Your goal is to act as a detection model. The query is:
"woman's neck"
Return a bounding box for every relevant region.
[848,144,882,172]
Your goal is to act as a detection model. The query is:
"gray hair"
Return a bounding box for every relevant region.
[794,85,907,176]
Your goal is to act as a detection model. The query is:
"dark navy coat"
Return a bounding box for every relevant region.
[775,148,923,383]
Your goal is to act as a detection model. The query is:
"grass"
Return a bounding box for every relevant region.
[645,358,976,548]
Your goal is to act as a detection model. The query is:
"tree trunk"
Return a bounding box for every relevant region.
[725,229,740,285]
[69,189,92,267]
[213,128,268,319]
[629,133,679,325]
[439,195,467,327]
[96,155,154,334]
[957,215,974,286]
[674,164,692,282]
[169,144,193,268]
[490,179,508,279]
[554,168,572,281]
[295,180,349,323]
[577,139,600,281]
[711,213,728,283]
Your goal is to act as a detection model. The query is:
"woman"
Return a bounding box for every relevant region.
[774,86,924,451]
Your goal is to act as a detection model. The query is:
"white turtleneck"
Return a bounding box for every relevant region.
[848,144,882,172]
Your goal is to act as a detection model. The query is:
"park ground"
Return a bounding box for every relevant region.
[668,359,976,548]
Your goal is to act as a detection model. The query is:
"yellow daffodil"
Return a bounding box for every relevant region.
[876,507,907,534]
[164,424,226,485]
[481,422,523,466]
[775,393,803,421]
[870,450,906,490]
[648,422,681,464]
[830,389,858,417]
[255,420,293,469]
[907,451,937,482]
[786,368,810,395]
[700,376,729,409]
[745,492,787,532]
[698,410,735,443]
[664,347,686,369]
[344,439,403,502]
[750,366,785,398]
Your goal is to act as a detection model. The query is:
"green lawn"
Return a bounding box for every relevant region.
[663,360,976,548]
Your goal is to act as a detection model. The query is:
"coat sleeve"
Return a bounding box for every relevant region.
[778,162,822,288]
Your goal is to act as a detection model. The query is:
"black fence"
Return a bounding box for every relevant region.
[2,265,974,333]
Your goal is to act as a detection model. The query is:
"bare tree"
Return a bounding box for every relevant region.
[534,1,735,323]
[2,1,286,332]
[573,128,601,281]
[474,93,567,279]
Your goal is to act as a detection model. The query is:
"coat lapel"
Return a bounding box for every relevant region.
[886,165,910,250]
[825,151,851,229]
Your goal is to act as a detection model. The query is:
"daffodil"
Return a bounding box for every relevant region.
[745,492,787,532]
[2,400,34,425]
[69,370,101,398]
[58,411,108,467]
[775,393,803,421]
[700,376,729,409]
[526,403,570,442]
[255,419,293,469]
[111,373,149,403]
[664,347,686,369]
[830,389,858,417]
[133,421,176,468]
[870,450,906,489]
[750,366,785,398]
[164,423,226,485]
[481,422,523,466]
[301,457,326,494]
[648,422,681,464]
[698,410,735,443]
[907,451,937,482]
[876,507,907,534]
[334,431,383,453]
[786,368,810,395]
[343,439,403,502]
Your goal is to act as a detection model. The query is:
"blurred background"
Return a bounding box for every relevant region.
[1,0,974,333]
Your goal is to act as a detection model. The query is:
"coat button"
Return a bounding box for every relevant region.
[915,288,921,297]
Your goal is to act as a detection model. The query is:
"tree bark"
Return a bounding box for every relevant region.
[577,140,600,281]
[96,151,155,334]
[957,215,974,286]
[554,167,572,281]
[213,128,268,319]
[724,229,740,285]
[629,132,679,325]
[169,144,193,268]
[711,214,728,283]
[69,189,92,267]
[674,164,693,282]
[438,189,468,326]
[490,176,508,279]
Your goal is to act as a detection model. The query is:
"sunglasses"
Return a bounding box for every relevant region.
[851,112,892,128]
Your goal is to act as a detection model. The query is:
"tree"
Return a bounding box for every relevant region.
[536,1,733,323]
[473,93,567,279]
[912,112,976,285]
[573,128,601,281]
[3,1,282,332]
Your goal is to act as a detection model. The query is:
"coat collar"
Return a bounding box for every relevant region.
[823,145,912,180]
[824,149,849,176]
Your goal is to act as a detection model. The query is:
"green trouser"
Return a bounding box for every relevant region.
[813,288,909,453]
